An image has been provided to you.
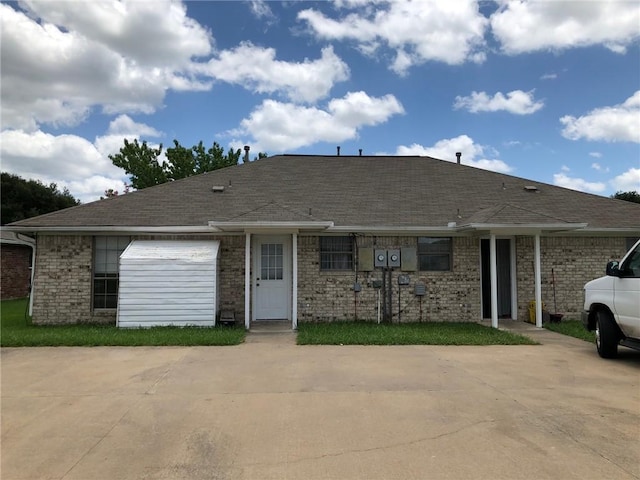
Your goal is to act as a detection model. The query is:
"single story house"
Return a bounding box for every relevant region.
[6,154,640,329]
[0,230,35,301]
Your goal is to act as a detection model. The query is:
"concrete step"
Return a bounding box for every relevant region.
[249,320,294,334]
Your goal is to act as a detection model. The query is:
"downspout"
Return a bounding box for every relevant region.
[28,237,35,317]
[16,233,36,317]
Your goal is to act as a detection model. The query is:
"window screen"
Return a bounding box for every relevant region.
[320,237,353,271]
[93,236,130,309]
[418,237,452,271]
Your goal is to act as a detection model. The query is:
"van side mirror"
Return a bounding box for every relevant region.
[606,261,620,277]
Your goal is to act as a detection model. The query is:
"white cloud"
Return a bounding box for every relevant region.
[540,73,557,80]
[1,1,352,132]
[591,162,611,175]
[229,92,404,152]
[94,115,163,158]
[250,1,275,20]
[298,0,488,75]
[394,135,513,173]
[18,0,212,67]
[0,116,162,202]
[560,91,640,143]
[107,115,162,138]
[589,152,602,158]
[199,43,349,103]
[0,2,213,131]
[611,168,640,192]
[553,172,606,194]
[491,0,640,54]
[0,129,125,202]
[453,90,544,115]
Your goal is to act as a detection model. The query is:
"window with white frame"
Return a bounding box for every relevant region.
[320,236,353,271]
[418,237,452,271]
[93,236,130,309]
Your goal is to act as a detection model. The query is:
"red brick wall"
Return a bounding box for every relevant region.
[1,244,32,299]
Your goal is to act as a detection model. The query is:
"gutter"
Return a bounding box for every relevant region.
[4,226,220,234]
[7,222,638,237]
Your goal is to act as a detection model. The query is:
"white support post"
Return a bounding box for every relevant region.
[292,233,298,330]
[490,234,499,329]
[244,233,251,330]
[534,233,543,328]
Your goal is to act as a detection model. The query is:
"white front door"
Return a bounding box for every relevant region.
[253,235,291,320]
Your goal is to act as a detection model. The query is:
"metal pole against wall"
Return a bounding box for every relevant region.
[490,234,499,329]
[381,268,387,321]
[292,233,298,330]
[244,233,251,329]
[387,268,393,323]
[534,233,543,328]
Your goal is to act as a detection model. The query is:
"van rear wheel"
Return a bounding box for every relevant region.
[595,310,619,359]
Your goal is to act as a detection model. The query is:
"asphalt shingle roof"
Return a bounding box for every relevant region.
[9,155,640,231]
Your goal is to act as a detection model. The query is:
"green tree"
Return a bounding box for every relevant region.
[1,172,80,225]
[108,139,166,190]
[611,191,640,204]
[109,139,266,189]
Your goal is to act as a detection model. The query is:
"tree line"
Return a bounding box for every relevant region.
[1,172,80,225]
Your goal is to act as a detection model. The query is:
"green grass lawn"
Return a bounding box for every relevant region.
[544,319,596,343]
[297,321,538,345]
[0,298,245,347]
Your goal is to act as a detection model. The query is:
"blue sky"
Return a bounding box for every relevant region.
[1,0,639,202]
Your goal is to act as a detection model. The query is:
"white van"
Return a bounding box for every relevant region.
[582,239,640,358]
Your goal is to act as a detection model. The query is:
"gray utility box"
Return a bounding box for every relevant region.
[374,249,401,268]
[374,249,388,268]
[388,249,401,268]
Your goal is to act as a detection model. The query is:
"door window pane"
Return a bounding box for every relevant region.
[261,243,283,280]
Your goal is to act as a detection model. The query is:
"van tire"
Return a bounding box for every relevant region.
[596,310,619,359]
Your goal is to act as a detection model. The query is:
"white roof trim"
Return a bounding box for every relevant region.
[208,221,334,232]
[6,222,637,237]
[456,223,588,234]
[3,226,218,234]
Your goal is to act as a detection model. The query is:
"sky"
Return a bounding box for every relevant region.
[1,0,639,203]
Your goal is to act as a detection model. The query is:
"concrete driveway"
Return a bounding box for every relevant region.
[2,327,639,480]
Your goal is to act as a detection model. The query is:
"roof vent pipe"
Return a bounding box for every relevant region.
[456,152,462,164]
[243,145,250,163]
[359,148,363,156]
[337,146,341,156]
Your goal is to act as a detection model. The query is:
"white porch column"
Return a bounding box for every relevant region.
[490,234,499,329]
[292,233,298,330]
[244,232,251,329]
[534,233,543,328]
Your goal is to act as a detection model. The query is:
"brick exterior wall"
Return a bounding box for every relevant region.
[515,236,629,320]
[30,233,632,325]
[297,236,480,323]
[32,235,94,324]
[1,244,32,300]
[32,234,247,325]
